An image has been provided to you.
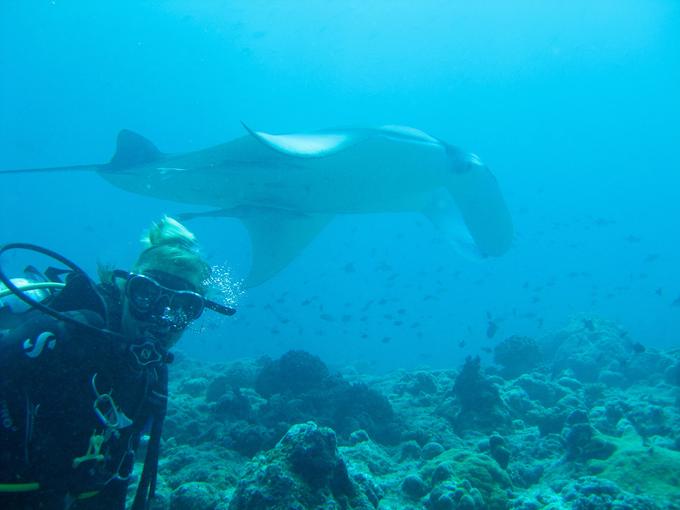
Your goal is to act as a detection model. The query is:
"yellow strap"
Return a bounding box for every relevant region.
[76,490,100,500]
[72,430,106,468]
[0,282,65,299]
[0,483,98,501]
[0,482,40,492]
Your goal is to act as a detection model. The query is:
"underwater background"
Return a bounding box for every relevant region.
[2,2,680,508]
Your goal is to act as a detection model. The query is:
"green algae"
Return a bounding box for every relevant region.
[589,433,680,503]
[422,448,512,510]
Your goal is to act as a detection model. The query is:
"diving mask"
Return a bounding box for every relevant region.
[113,269,235,331]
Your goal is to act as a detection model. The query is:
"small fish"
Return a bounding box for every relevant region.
[583,318,595,331]
[632,342,646,354]
[343,262,356,273]
[593,217,615,227]
[672,296,680,307]
[376,262,392,272]
[381,336,391,344]
[655,288,663,296]
[486,320,498,339]
[458,339,466,348]
[320,313,335,321]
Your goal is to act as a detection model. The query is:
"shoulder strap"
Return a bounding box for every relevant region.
[131,364,168,510]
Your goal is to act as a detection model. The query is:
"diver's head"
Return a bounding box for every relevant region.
[120,216,211,350]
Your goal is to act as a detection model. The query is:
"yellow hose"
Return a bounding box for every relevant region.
[0,282,65,299]
[0,482,40,492]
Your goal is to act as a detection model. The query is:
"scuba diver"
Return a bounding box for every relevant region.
[0,216,235,509]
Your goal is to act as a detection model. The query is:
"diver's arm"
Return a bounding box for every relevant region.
[0,310,107,491]
[0,312,70,495]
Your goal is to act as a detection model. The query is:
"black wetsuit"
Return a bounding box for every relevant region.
[0,273,168,510]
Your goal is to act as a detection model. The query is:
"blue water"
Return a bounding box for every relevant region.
[1,1,678,372]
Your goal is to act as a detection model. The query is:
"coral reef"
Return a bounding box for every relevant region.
[493,336,543,379]
[228,422,380,509]
[451,356,510,433]
[151,317,680,510]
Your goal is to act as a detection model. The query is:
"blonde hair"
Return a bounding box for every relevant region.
[132,216,211,293]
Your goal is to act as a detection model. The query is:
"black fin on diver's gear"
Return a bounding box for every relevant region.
[45,266,71,282]
[109,130,163,170]
[24,265,47,282]
[48,271,108,319]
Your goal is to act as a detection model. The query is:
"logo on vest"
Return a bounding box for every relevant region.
[23,331,57,358]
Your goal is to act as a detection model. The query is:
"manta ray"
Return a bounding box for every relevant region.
[1,124,513,287]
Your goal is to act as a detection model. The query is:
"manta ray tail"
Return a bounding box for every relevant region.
[0,129,162,176]
[0,163,102,175]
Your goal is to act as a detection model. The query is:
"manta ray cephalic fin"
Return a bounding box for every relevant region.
[423,188,486,261]
[445,165,514,257]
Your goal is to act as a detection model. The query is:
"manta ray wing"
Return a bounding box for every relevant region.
[175,206,333,288]
[242,123,364,158]
[236,208,333,287]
